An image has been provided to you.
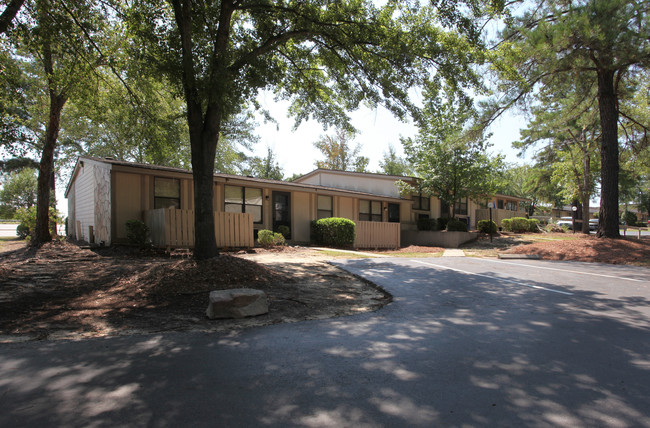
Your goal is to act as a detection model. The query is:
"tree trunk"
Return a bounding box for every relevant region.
[581,152,590,234]
[32,92,66,246]
[190,115,220,260]
[596,69,620,238]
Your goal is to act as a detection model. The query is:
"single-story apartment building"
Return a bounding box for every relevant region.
[64,156,529,248]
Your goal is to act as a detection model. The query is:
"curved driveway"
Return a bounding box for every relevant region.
[1,257,649,427]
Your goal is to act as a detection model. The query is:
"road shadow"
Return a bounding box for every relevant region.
[0,258,649,427]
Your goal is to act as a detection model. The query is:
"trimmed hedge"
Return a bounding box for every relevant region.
[258,229,285,247]
[502,217,540,233]
[436,217,449,231]
[527,218,540,232]
[446,218,468,232]
[417,218,437,231]
[477,219,497,234]
[310,217,356,247]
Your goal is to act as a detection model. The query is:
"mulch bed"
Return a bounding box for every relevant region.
[504,235,650,265]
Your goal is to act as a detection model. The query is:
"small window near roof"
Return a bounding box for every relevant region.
[154,177,180,209]
[317,195,333,219]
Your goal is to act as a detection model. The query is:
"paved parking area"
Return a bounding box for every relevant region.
[1,257,649,427]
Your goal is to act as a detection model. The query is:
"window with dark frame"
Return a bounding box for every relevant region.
[505,201,517,211]
[412,193,430,211]
[224,185,263,224]
[154,177,180,209]
[317,195,333,219]
[359,200,382,222]
[440,200,450,218]
[454,198,468,215]
[497,199,504,209]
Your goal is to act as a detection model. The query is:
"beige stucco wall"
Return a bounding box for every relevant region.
[292,191,311,243]
[337,196,355,220]
[113,171,143,241]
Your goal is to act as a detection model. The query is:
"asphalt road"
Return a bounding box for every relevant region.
[0,222,18,238]
[1,257,649,427]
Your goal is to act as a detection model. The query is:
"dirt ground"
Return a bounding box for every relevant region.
[1,233,648,342]
[0,240,390,342]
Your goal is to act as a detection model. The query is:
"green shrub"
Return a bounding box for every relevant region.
[446,218,468,232]
[527,218,540,232]
[310,217,356,247]
[125,219,150,246]
[623,211,638,227]
[257,229,285,247]
[15,205,61,239]
[417,218,437,231]
[510,217,531,233]
[436,217,449,231]
[477,219,497,234]
[16,223,30,239]
[277,225,291,239]
[501,218,512,231]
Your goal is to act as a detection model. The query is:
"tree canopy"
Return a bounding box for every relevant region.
[489,0,650,237]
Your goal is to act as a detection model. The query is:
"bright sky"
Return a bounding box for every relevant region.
[251,95,530,178]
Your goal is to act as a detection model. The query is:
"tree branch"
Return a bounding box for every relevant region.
[0,0,25,34]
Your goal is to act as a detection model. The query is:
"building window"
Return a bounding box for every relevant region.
[359,200,382,222]
[388,203,400,223]
[154,177,180,209]
[225,185,263,224]
[505,201,517,211]
[440,200,450,218]
[454,198,468,215]
[317,195,333,219]
[412,193,430,211]
[497,199,504,209]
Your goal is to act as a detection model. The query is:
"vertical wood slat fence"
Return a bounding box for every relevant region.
[474,208,519,227]
[354,221,400,249]
[145,208,253,249]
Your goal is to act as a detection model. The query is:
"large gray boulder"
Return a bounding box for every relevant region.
[206,288,269,319]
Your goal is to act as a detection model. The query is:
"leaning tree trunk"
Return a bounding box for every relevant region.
[32,92,66,246]
[596,69,620,238]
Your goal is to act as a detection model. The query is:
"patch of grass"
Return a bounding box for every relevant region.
[379,251,444,258]
[317,250,374,259]
[464,249,499,257]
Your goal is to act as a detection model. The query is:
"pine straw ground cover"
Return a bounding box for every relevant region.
[502,234,650,266]
[0,241,390,341]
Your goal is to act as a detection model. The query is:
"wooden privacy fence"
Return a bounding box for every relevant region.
[354,221,400,249]
[145,208,254,249]
[475,208,519,227]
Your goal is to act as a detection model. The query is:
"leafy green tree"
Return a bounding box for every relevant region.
[379,144,412,176]
[0,168,38,217]
[313,129,369,172]
[403,92,504,218]
[6,0,109,245]
[243,146,284,180]
[514,76,601,233]
[490,0,650,237]
[126,0,497,259]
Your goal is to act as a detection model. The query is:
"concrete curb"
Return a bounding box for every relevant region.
[498,254,541,260]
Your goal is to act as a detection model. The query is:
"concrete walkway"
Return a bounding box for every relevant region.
[310,247,389,257]
[442,248,465,257]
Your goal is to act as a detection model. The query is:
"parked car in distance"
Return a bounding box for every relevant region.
[556,217,573,230]
[589,218,598,231]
